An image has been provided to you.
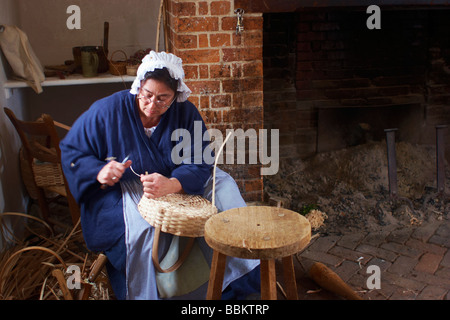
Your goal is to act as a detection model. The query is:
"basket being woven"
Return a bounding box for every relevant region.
[138,193,217,238]
[138,132,232,240]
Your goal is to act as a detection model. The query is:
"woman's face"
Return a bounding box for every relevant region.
[137,78,176,120]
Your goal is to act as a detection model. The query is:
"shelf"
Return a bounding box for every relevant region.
[3,73,135,98]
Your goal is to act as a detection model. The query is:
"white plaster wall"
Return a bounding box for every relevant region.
[17,0,163,65]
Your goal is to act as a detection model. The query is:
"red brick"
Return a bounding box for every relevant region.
[242,191,263,202]
[186,80,221,95]
[199,65,209,79]
[415,253,443,274]
[183,65,198,79]
[233,92,263,108]
[210,64,231,78]
[172,2,196,16]
[223,106,263,124]
[211,94,232,108]
[243,30,263,47]
[221,17,237,31]
[244,178,263,193]
[210,1,231,15]
[200,109,221,124]
[198,1,208,15]
[179,49,220,64]
[243,61,263,77]
[198,34,209,48]
[199,95,210,109]
[221,16,263,32]
[222,78,263,93]
[174,34,197,49]
[175,17,219,32]
[222,47,262,62]
[187,95,199,106]
[231,63,242,77]
[210,33,231,47]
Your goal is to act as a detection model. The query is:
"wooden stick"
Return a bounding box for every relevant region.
[53,120,71,131]
[309,262,363,300]
[52,269,73,300]
[163,0,169,51]
[156,0,164,52]
[212,132,232,208]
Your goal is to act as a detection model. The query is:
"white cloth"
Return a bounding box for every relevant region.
[0,25,45,93]
[121,168,260,300]
[130,51,192,102]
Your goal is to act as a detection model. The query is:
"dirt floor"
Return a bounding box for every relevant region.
[264,140,449,235]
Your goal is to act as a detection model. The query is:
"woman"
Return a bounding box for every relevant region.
[60,51,260,300]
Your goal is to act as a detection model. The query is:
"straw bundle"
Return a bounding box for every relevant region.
[0,213,111,300]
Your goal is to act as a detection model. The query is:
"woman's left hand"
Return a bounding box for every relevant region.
[141,173,183,199]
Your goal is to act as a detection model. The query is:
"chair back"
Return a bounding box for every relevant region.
[4,108,61,166]
[4,107,80,226]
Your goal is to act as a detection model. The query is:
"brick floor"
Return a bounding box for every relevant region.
[275,214,450,300]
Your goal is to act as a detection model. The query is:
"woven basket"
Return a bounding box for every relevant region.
[126,64,139,76]
[32,160,65,188]
[138,193,217,238]
[109,50,127,75]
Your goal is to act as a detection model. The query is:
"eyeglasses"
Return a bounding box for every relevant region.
[138,89,176,109]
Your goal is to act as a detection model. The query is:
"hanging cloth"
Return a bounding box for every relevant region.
[0,25,45,93]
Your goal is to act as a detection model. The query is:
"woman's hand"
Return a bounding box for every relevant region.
[141,173,183,199]
[97,160,132,187]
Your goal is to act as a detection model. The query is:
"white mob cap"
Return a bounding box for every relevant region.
[130,51,191,102]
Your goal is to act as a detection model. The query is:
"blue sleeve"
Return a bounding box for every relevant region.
[59,105,108,204]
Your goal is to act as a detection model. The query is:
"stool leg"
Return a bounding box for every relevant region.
[260,259,277,300]
[282,255,298,300]
[206,250,227,300]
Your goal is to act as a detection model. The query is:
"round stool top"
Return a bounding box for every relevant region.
[204,206,311,260]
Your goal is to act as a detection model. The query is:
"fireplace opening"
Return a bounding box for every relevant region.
[262,8,450,234]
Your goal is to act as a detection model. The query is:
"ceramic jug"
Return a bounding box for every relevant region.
[81,46,99,77]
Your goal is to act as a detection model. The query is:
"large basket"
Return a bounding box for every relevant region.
[138,193,217,238]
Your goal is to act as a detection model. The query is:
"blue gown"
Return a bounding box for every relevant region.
[60,90,260,299]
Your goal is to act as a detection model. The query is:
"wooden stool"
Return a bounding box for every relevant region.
[204,206,311,300]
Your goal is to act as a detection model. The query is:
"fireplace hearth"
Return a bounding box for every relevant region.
[259,5,450,232]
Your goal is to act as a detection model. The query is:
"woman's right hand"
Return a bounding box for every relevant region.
[97,160,132,187]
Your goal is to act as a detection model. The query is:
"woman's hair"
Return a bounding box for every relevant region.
[143,67,179,94]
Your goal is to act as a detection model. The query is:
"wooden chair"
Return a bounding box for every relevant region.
[204,206,311,300]
[4,107,80,228]
[4,108,111,299]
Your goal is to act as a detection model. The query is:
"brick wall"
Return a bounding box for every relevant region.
[264,8,450,160]
[165,0,264,202]
[164,3,450,200]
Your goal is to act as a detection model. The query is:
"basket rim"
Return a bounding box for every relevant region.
[138,193,217,237]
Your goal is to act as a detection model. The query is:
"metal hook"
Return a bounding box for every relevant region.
[234,8,244,35]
